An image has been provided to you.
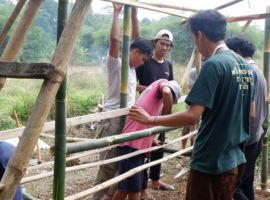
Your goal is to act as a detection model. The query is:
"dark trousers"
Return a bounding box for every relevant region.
[186,164,245,200]
[234,138,262,200]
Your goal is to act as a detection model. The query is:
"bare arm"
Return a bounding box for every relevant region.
[131,1,141,41]
[250,100,255,120]
[109,3,123,58]
[162,86,173,115]
[129,103,205,127]
[136,84,147,92]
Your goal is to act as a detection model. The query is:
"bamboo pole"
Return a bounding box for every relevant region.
[40,133,92,142]
[261,6,270,191]
[213,0,243,10]
[195,48,201,78]
[64,146,194,200]
[53,0,69,199]
[0,0,44,92]
[119,5,131,133]
[100,0,189,19]
[139,2,198,12]
[227,13,270,23]
[0,0,27,48]
[22,191,40,200]
[0,0,93,199]
[239,20,252,35]
[27,145,118,172]
[22,131,196,184]
[180,47,196,89]
[64,126,181,155]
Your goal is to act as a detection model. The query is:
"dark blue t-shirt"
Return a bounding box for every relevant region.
[0,141,23,200]
[186,50,257,174]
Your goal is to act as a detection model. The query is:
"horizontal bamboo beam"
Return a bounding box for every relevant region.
[27,144,118,172]
[213,0,243,10]
[158,147,192,157]
[22,131,196,184]
[0,62,56,79]
[227,13,270,23]
[99,0,189,18]
[65,146,194,200]
[139,2,198,12]
[22,192,40,200]
[63,126,181,155]
[0,108,130,140]
[40,133,92,142]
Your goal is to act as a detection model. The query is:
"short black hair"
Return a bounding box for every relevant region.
[225,35,256,58]
[130,37,154,57]
[186,10,227,42]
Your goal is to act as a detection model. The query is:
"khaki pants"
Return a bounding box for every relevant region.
[92,117,119,200]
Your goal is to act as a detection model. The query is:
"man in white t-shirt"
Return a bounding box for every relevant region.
[92,3,154,200]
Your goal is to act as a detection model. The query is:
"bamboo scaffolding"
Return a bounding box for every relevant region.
[0,108,130,141]
[0,0,44,92]
[64,126,181,155]
[0,0,27,48]
[239,20,252,35]
[261,6,270,191]
[227,13,270,23]
[22,131,196,184]
[53,0,69,199]
[27,145,118,172]
[119,5,131,133]
[64,146,194,200]
[139,2,198,12]
[180,47,196,89]
[0,0,93,199]
[40,133,92,142]
[100,0,189,19]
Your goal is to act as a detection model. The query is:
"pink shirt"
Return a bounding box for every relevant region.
[119,79,170,156]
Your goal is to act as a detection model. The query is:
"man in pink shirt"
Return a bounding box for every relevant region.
[112,79,181,200]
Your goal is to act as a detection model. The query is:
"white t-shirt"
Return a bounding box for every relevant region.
[103,54,137,111]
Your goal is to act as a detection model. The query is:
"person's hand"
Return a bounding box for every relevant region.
[190,131,197,142]
[129,106,154,125]
[152,139,161,146]
[113,3,123,13]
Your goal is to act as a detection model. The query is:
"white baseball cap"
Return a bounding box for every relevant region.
[155,29,173,43]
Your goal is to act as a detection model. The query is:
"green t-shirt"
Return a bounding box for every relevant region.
[186,50,257,174]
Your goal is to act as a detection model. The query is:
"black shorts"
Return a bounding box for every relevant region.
[117,146,145,193]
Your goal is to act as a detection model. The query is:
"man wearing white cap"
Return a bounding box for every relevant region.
[136,29,174,199]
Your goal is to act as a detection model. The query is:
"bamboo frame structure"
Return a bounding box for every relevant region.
[239,20,252,34]
[22,131,196,184]
[0,0,93,199]
[139,2,199,12]
[261,6,270,191]
[0,0,27,48]
[64,126,180,155]
[119,5,131,133]
[64,146,194,200]
[53,0,69,199]
[0,0,44,92]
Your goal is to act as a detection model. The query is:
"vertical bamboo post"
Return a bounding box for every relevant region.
[261,6,270,191]
[119,5,131,133]
[0,0,27,48]
[0,0,93,199]
[195,48,201,78]
[0,0,44,92]
[53,0,69,199]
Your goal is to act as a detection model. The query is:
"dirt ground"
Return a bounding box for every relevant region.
[23,124,270,200]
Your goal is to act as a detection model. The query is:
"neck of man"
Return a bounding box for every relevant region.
[152,52,164,62]
[204,41,228,58]
[244,57,252,61]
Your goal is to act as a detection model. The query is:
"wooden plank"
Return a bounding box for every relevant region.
[239,20,252,35]
[0,108,130,140]
[100,0,189,18]
[0,62,55,79]
[228,13,270,23]
[255,188,270,195]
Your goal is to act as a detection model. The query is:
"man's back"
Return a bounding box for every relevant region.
[186,50,257,174]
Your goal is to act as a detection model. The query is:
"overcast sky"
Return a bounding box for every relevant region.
[91,0,270,30]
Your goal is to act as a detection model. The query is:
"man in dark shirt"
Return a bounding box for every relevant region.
[136,29,174,199]
[226,35,267,200]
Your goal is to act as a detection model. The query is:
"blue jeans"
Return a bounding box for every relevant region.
[234,137,262,200]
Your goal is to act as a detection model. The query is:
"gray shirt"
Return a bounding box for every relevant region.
[247,60,267,146]
[188,68,197,86]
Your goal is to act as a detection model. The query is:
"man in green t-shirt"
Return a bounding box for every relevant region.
[129,10,257,200]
